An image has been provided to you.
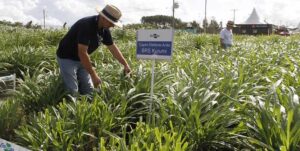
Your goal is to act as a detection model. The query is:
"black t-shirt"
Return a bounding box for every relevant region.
[56,15,113,61]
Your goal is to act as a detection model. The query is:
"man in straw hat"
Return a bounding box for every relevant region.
[220,20,235,49]
[56,4,131,97]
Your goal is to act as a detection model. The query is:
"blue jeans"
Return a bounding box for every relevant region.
[57,57,94,96]
[223,43,232,49]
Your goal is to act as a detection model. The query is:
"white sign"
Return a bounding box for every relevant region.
[136,29,174,60]
[0,138,30,151]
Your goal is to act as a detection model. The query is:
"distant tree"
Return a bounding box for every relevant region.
[190,21,199,28]
[207,19,220,34]
[141,15,184,29]
[139,15,219,33]
[202,18,208,33]
[25,21,32,28]
[14,22,23,27]
[0,20,41,29]
[124,23,157,30]
[185,21,202,33]
[219,21,223,29]
[32,24,42,29]
[0,20,11,26]
[63,22,67,29]
[0,20,23,27]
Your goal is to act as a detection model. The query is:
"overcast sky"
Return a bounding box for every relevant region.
[0,0,299,28]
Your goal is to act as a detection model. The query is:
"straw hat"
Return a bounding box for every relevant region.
[227,20,235,27]
[96,5,122,27]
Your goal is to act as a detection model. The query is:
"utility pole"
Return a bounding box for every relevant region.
[205,0,207,21]
[204,0,207,33]
[43,9,46,29]
[172,0,179,29]
[172,0,175,29]
[231,9,238,22]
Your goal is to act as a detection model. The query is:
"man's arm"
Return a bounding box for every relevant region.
[220,30,225,48]
[106,43,131,74]
[220,38,225,48]
[78,44,101,87]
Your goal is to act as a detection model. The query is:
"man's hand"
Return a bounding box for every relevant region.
[91,74,102,88]
[107,44,131,77]
[123,65,131,77]
[78,44,102,87]
[221,43,225,49]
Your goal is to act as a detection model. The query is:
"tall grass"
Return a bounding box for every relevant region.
[1,24,300,150]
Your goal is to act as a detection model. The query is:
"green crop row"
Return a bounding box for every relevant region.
[0,24,300,150]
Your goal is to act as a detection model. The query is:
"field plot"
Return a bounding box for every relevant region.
[0,25,300,150]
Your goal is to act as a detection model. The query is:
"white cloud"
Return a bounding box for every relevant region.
[43,16,63,27]
[261,0,300,26]
[0,0,299,27]
[3,0,38,11]
[106,0,174,24]
[54,0,91,15]
[0,1,39,24]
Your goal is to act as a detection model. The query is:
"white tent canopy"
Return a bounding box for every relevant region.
[295,22,300,32]
[243,8,263,24]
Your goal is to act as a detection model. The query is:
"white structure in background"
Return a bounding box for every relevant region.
[234,8,275,35]
[295,23,300,33]
[243,8,263,24]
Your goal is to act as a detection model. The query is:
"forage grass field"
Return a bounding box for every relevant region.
[0,24,300,151]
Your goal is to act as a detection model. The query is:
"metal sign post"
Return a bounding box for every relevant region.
[136,29,174,126]
[150,59,155,125]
